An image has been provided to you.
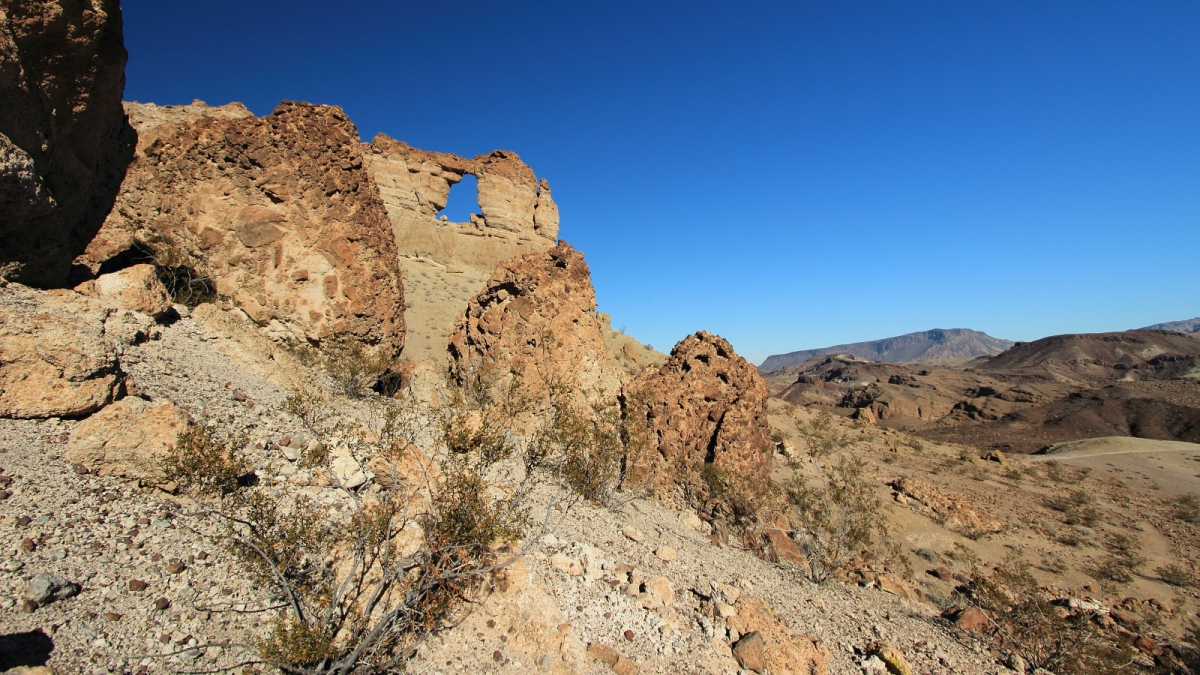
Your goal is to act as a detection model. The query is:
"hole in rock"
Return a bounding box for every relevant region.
[440,173,480,223]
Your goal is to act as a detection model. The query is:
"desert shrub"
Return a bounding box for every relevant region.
[1044,460,1066,483]
[161,424,253,496]
[1090,533,1146,585]
[1169,494,1200,524]
[963,557,1136,675]
[150,237,217,307]
[1156,563,1195,588]
[159,367,605,674]
[324,340,396,399]
[795,410,846,459]
[785,453,888,583]
[1045,490,1101,528]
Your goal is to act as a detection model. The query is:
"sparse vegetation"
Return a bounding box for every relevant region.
[1170,494,1200,524]
[159,351,650,673]
[1156,563,1196,588]
[1044,490,1101,528]
[795,410,847,459]
[962,556,1137,675]
[1090,533,1146,585]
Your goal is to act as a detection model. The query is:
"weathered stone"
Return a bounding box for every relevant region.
[73,263,170,316]
[449,241,618,401]
[63,396,188,483]
[764,527,808,569]
[891,477,1003,536]
[878,576,924,603]
[366,135,558,271]
[0,0,135,288]
[0,284,120,418]
[946,606,989,633]
[732,631,767,673]
[622,526,645,543]
[645,576,673,605]
[81,101,405,354]
[869,641,912,675]
[26,572,80,605]
[654,546,677,562]
[621,331,772,505]
[727,596,830,675]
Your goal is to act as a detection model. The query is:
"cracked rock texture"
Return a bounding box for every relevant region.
[0,0,135,288]
[80,100,406,355]
[0,283,121,418]
[621,331,773,504]
[366,134,558,272]
[448,241,619,401]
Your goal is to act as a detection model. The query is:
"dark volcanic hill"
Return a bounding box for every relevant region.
[768,330,1200,453]
[1139,317,1200,335]
[759,328,1012,372]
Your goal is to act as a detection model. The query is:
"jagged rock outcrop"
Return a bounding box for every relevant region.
[448,241,617,400]
[621,331,772,505]
[0,0,135,288]
[365,134,559,271]
[79,101,406,354]
[0,282,121,418]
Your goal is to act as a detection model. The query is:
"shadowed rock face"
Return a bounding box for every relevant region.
[365,134,558,271]
[0,0,135,288]
[448,241,617,400]
[622,331,773,505]
[80,101,406,355]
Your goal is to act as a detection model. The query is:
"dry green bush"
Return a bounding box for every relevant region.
[1169,494,1200,524]
[1090,533,1146,585]
[962,557,1137,675]
[157,351,655,673]
[784,452,888,583]
[1156,563,1196,588]
[1045,489,1102,528]
[795,410,846,459]
[324,340,397,399]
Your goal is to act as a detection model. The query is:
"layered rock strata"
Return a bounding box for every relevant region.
[621,331,773,504]
[448,241,618,400]
[80,101,406,354]
[0,0,135,287]
[365,134,558,271]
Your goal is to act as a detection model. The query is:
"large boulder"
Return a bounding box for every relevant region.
[0,282,120,418]
[73,263,170,316]
[365,134,558,271]
[621,331,772,506]
[448,241,618,400]
[79,100,406,354]
[0,0,135,288]
[63,396,188,482]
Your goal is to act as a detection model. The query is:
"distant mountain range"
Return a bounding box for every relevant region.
[1139,317,1200,335]
[759,328,1013,372]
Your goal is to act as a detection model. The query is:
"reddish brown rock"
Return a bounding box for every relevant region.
[0,0,136,288]
[727,596,830,675]
[621,331,772,505]
[81,101,405,354]
[891,477,1003,537]
[365,135,558,271]
[946,606,990,633]
[448,241,617,399]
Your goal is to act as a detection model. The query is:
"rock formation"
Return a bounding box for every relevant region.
[79,101,406,354]
[448,241,618,400]
[365,134,558,271]
[63,396,189,483]
[0,282,121,418]
[0,0,135,288]
[621,331,772,505]
[73,263,170,317]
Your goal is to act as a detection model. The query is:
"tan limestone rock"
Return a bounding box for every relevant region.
[365,135,558,272]
[868,641,913,675]
[727,596,830,675]
[644,576,673,605]
[448,241,618,401]
[621,331,772,505]
[0,283,120,418]
[81,101,405,354]
[74,263,170,316]
[891,476,1003,536]
[64,396,188,483]
[0,0,135,288]
[732,631,767,673]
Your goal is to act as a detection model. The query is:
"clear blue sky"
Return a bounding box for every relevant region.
[122,1,1198,364]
